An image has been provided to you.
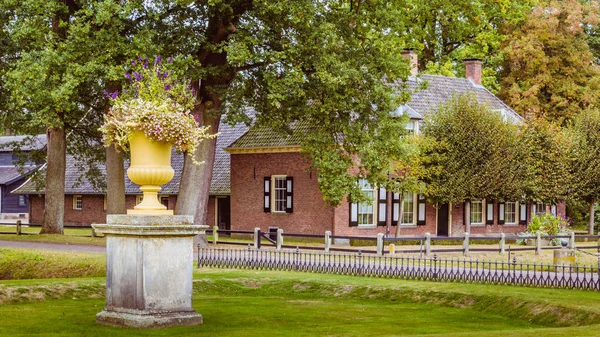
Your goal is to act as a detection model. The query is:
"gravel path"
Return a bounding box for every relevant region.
[0,240,105,253]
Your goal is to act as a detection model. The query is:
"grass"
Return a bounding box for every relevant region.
[0,248,105,280]
[2,247,600,335]
[2,268,600,335]
[0,225,106,246]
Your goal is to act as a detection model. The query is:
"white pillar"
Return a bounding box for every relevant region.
[324,231,332,253]
[500,233,505,254]
[254,227,260,249]
[376,233,384,256]
[425,233,431,255]
[536,231,542,255]
[569,231,575,249]
[276,228,283,251]
[213,225,219,246]
[463,232,469,256]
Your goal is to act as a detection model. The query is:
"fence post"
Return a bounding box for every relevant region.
[254,227,260,249]
[324,231,331,253]
[16,220,21,236]
[536,232,541,256]
[376,233,384,256]
[569,231,575,250]
[425,233,431,256]
[500,233,505,254]
[463,232,469,257]
[276,228,283,251]
[213,225,219,246]
[91,225,97,238]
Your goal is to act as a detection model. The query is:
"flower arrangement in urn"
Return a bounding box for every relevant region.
[100,56,214,215]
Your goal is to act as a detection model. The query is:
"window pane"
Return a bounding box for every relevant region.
[470,200,483,224]
[401,193,414,225]
[505,202,516,224]
[358,179,374,225]
[273,177,287,212]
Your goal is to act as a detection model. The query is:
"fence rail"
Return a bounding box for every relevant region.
[209,227,600,256]
[198,247,600,291]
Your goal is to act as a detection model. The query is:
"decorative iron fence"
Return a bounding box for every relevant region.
[198,247,600,291]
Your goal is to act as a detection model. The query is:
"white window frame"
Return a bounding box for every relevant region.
[505,201,517,225]
[73,195,82,210]
[470,199,485,226]
[400,193,417,226]
[357,179,377,227]
[271,175,288,213]
[18,195,26,207]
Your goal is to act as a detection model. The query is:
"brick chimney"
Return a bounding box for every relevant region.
[401,49,418,77]
[463,58,483,85]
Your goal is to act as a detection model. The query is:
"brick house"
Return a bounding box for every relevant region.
[225,54,566,237]
[12,118,250,227]
[0,135,46,222]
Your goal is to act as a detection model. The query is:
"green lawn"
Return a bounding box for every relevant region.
[2,260,600,335]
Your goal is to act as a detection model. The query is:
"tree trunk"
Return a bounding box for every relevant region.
[385,190,392,237]
[589,199,595,235]
[175,113,220,227]
[465,201,471,234]
[395,195,405,237]
[40,127,66,234]
[106,145,126,215]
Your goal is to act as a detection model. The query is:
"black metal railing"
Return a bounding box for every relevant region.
[198,247,600,291]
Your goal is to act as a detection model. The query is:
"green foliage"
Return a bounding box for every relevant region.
[499,0,600,124]
[99,56,214,157]
[422,94,521,204]
[527,213,569,236]
[404,0,535,92]
[517,117,570,203]
[566,109,600,202]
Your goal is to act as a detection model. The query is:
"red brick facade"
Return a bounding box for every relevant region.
[29,194,218,227]
[230,151,567,237]
[230,152,334,234]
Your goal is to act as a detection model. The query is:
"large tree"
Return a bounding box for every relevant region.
[566,109,600,234]
[134,1,414,224]
[0,1,152,233]
[498,0,600,124]
[401,0,534,92]
[422,94,521,208]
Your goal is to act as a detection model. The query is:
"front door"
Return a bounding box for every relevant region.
[437,203,449,236]
[217,197,231,231]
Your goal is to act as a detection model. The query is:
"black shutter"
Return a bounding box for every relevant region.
[377,188,387,226]
[264,177,271,213]
[486,200,494,224]
[519,202,527,225]
[391,193,400,225]
[498,202,505,225]
[286,177,293,213]
[417,194,426,225]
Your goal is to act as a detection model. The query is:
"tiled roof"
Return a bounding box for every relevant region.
[406,75,522,123]
[227,120,310,149]
[0,134,47,152]
[229,75,522,149]
[13,116,251,195]
[0,167,25,185]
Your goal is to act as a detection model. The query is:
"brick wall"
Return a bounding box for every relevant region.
[230,152,335,234]
[30,194,216,227]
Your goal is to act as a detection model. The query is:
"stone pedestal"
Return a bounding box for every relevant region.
[92,215,207,328]
[554,249,576,267]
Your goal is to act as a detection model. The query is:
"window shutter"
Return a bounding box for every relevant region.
[264,177,271,213]
[417,194,426,225]
[519,202,527,225]
[285,177,293,213]
[551,204,557,216]
[349,201,358,227]
[498,202,505,225]
[486,200,494,224]
[392,193,400,224]
[377,188,387,226]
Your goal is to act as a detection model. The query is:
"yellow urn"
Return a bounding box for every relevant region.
[126,129,174,215]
